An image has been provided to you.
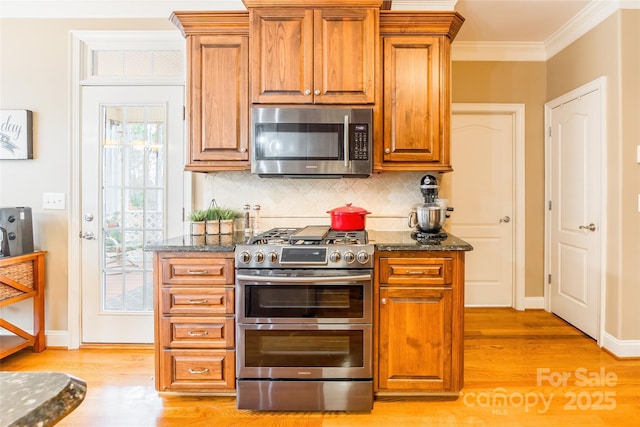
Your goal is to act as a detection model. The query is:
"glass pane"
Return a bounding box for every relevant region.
[101,103,167,313]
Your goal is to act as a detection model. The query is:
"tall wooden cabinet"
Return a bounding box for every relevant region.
[171,12,250,172]
[154,252,236,393]
[374,250,465,395]
[248,5,379,104]
[375,12,464,172]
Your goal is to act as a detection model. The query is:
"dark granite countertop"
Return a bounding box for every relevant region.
[145,230,472,252]
[368,230,473,251]
[0,372,87,427]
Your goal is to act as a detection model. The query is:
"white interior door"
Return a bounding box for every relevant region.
[441,108,517,307]
[81,85,184,343]
[547,86,602,340]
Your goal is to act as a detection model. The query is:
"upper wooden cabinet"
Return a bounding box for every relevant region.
[171,12,250,172]
[375,12,464,172]
[246,1,380,104]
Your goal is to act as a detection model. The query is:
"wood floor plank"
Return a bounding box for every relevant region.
[1,308,638,426]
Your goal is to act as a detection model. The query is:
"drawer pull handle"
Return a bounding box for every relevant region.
[188,368,210,375]
[187,270,209,275]
[188,330,209,336]
[187,299,209,305]
[407,271,426,275]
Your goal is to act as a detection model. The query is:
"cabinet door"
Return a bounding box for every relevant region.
[378,286,452,391]
[187,34,249,170]
[382,36,449,168]
[250,8,314,104]
[314,8,377,104]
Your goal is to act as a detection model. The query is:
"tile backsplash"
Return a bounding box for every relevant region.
[196,171,438,231]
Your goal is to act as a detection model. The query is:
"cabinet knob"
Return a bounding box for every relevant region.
[239,147,247,153]
[381,297,387,305]
[314,89,321,95]
[304,89,311,95]
[385,148,391,154]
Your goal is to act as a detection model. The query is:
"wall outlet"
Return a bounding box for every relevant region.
[43,192,66,210]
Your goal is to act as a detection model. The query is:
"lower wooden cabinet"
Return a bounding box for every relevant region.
[375,251,465,395]
[154,252,236,394]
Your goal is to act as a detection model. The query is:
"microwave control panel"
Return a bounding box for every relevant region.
[350,124,369,160]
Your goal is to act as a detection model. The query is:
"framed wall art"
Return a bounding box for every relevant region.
[0,109,33,160]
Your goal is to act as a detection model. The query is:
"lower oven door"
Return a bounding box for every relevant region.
[237,323,372,380]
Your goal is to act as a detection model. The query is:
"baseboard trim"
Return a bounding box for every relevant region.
[601,332,640,358]
[45,330,70,348]
[524,297,545,309]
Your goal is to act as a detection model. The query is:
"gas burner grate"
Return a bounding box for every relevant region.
[248,228,368,245]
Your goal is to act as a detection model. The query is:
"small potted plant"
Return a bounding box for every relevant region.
[218,207,241,235]
[188,210,207,235]
[205,207,221,235]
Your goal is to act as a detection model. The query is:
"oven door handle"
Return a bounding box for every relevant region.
[236,273,372,283]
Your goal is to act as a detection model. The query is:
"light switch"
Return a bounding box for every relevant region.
[43,192,66,210]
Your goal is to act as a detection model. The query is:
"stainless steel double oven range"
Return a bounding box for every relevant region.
[235,226,374,411]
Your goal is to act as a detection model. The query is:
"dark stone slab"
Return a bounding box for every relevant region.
[0,372,87,427]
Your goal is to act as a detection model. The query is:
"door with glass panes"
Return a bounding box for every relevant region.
[80,85,184,343]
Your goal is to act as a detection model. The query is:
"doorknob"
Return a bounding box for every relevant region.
[499,216,511,223]
[579,223,596,232]
[80,231,97,240]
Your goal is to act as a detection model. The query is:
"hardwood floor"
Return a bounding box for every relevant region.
[1,308,639,426]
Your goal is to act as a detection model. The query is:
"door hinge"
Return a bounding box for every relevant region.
[548,201,552,210]
[183,106,186,120]
[548,274,552,284]
[548,127,552,137]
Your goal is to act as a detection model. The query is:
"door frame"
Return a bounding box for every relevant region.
[68,31,187,349]
[544,76,607,345]
[452,103,526,310]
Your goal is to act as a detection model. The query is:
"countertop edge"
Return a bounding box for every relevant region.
[144,231,473,252]
[0,372,87,427]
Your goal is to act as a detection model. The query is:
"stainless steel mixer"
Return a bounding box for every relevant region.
[408,174,453,234]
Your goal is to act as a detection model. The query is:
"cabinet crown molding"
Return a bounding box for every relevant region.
[242,0,383,8]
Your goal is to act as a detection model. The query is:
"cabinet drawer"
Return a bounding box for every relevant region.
[161,287,235,315]
[379,257,453,286]
[161,316,235,348]
[160,349,236,391]
[161,257,234,285]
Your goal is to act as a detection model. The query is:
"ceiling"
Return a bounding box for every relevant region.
[453,0,592,43]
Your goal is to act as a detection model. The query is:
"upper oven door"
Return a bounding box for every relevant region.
[236,269,373,324]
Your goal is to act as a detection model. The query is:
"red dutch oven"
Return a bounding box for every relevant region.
[327,203,371,231]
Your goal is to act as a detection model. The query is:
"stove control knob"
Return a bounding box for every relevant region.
[238,251,251,264]
[253,251,265,264]
[356,251,370,264]
[343,250,355,264]
[267,251,278,263]
[329,251,341,263]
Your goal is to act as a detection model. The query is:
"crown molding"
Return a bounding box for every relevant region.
[452,0,636,61]
[390,0,456,10]
[2,0,636,62]
[452,41,547,62]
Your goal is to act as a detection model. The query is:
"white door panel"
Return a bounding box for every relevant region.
[548,86,602,339]
[81,85,184,343]
[444,111,515,307]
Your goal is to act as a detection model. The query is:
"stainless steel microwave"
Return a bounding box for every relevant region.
[251,107,373,178]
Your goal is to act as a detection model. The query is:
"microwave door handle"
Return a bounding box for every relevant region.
[344,114,350,168]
